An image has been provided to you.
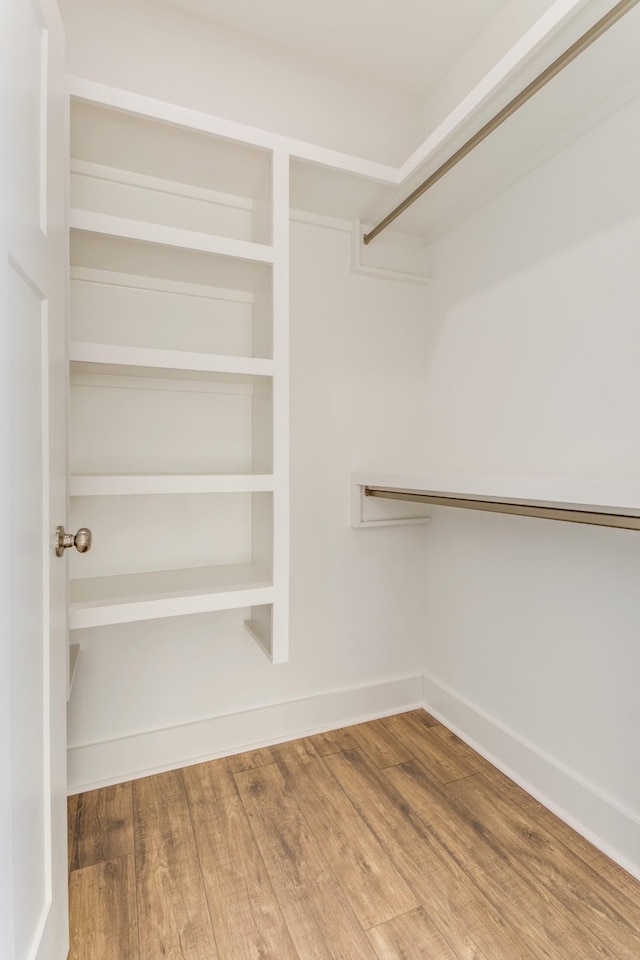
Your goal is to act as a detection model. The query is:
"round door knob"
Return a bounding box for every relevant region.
[74,528,92,553]
[55,525,92,558]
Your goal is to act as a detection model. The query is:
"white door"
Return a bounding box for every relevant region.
[1,0,69,958]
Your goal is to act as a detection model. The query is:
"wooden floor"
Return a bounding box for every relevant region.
[68,710,640,959]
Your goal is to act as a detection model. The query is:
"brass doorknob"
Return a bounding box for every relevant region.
[55,525,92,557]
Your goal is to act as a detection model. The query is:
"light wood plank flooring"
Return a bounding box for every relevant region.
[68,710,640,959]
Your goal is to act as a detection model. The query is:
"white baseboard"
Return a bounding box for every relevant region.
[68,668,640,881]
[423,673,640,882]
[67,673,424,793]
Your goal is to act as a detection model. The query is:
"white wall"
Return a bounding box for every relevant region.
[59,0,424,165]
[420,90,640,871]
[423,92,640,474]
[66,221,429,782]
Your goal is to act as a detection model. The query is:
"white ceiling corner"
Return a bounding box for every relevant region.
[151,0,514,98]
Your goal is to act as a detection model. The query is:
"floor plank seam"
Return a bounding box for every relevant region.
[374,760,540,960]
[69,849,134,873]
[179,767,222,960]
[364,906,421,933]
[130,784,143,960]
[271,751,398,935]
[231,762,305,960]
[331,750,492,957]
[441,771,482,785]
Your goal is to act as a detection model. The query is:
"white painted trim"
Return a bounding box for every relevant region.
[67,673,425,792]
[71,266,254,303]
[69,473,275,496]
[70,371,254,396]
[349,262,431,286]
[70,159,254,210]
[68,76,400,183]
[423,673,640,882]
[291,211,433,286]
[351,221,431,286]
[353,518,431,529]
[270,148,290,665]
[289,208,353,233]
[69,341,274,379]
[243,616,272,659]
[351,475,431,528]
[69,208,275,263]
[67,645,80,702]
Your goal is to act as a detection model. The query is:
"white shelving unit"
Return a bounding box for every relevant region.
[68,97,289,662]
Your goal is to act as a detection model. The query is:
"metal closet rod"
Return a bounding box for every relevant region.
[363,0,640,245]
[364,487,640,531]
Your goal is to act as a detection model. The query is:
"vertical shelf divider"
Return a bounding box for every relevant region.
[245,148,290,662]
[272,149,291,663]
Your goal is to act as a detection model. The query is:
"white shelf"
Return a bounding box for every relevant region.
[70,474,275,496]
[70,97,273,226]
[352,472,640,518]
[70,231,272,295]
[70,208,274,263]
[69,342,274,380]
[69,563,273,629]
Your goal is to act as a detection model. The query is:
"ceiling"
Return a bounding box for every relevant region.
[152,0,513,98]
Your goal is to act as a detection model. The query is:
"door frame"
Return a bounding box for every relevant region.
[1,0,69,957]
